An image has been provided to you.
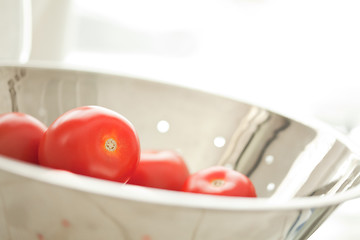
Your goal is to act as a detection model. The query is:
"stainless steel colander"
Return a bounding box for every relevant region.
[1,65,360,240]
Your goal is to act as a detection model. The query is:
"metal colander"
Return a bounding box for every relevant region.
[1,65,360,240]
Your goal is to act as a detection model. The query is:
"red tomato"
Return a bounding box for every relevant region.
[0,112,47,164]
[127,150,190,191]
[38,106,140,183]
[182,166,257,197]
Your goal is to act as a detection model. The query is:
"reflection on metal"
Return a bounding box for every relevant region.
[217,107,271,170]
[270,133,337,200]
[325,158,360,195]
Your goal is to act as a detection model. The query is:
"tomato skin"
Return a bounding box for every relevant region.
[38,106,140,183]
[127,150,190,191]
[182,166,257,197]
[0,112,47,164]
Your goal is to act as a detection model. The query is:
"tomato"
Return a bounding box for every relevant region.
[127,150,190,191]
[0,112,47,164]
[38,106,140,183]
[182,166,257,197]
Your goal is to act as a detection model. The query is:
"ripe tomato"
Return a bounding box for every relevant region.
[182,166,257,197]
[38,106,140,183]
[127,150,190,191]
[0,112,47,164]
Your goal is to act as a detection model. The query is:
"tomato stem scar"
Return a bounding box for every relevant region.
[105,138,117,152]
[211,179,225,187]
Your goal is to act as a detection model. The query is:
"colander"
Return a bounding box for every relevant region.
[1,65,360,240]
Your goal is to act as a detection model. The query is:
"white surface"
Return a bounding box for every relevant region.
[10,0,360,238]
